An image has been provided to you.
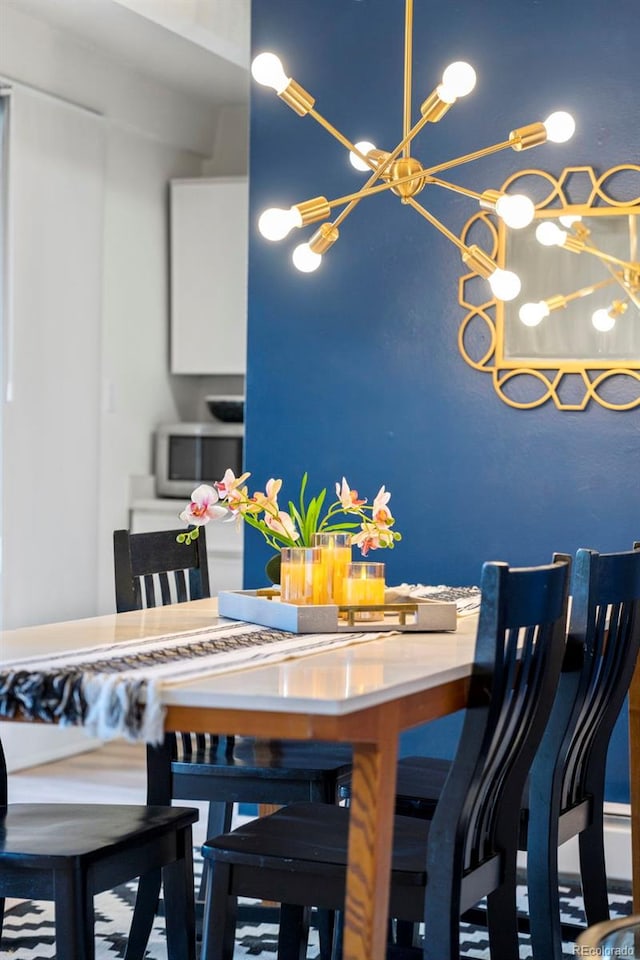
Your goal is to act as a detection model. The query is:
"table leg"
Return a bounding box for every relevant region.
[342,730,399,960]
[630,657,640,911]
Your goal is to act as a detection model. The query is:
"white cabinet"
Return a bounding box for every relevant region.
[170,177,248,374]
[130,499,244,595]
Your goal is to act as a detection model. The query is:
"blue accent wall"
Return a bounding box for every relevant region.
[246,0,640,801]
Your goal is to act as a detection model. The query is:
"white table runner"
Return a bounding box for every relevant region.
[0,621,387,743]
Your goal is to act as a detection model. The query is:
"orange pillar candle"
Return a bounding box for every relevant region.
[344,562,385,621]
[312,532,353,604]
[281,547,328,605]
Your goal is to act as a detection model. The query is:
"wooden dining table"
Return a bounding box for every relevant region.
[0,597,477,960]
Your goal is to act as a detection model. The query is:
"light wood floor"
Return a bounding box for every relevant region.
[9,742,210,843]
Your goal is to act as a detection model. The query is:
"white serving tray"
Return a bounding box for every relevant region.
[217,589,457,633]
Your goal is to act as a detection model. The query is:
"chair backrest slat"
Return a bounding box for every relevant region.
[0,738,7,812]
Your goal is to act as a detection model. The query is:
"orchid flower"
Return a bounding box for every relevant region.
[265,509,300,541]
[179,470,400,556]
[217,469,251,500]
[372,486,393,526]
[335,477,366,510]
[226,484,260,516]
[253,478,283,510]
[352,520,395,555]
[179,484,227,527]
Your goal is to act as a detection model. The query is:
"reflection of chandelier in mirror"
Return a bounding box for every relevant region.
[520,216,640,330]
[251,0,575,302]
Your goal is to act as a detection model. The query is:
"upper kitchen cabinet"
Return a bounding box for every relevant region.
[170,177,248,374]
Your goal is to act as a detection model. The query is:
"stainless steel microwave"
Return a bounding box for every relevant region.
[155,422,244,498]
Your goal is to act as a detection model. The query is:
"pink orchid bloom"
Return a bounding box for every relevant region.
[335,477,367,510]
[352,520,394,555]
[179,484,227,527]
[265,510,300,541]
[253,477,283,510]
[226,484,259,516]
[372,486,393,525]
[216,469,251,500]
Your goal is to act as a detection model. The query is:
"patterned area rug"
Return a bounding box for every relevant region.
[0,863,632,959]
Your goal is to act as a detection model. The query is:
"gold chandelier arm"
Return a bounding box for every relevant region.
[422,139,513,178]
[600,258,640,311]
[306,108,374,168]
[580,242,638,272]
[403,0,413,157]
[329,115,432,228]
[561,276,619,305]
[404,196,469,255]
[425,176,484,202]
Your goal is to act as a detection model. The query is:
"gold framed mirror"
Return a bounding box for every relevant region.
[458,164,640,410]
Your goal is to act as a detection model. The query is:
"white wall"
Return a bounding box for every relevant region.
[97,126,201,612]
[0,3,246,767]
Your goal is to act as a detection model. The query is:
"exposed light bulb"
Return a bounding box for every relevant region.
[543,111,576,143]
[439,61,477,102]
[251,52,289,93]
[495,194,535,229]
[488,268,521,301]
[258,206,303,242]
[519,301,550,327]
[559,214,582,228]
[592,308,616,332]
[536,221,566,246]
[349,141,377,172]
[292,243,322,273]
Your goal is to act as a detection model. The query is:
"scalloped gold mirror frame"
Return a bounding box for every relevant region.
[458,164,640,410]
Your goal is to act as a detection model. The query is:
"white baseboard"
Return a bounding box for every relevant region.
[517,803,632,883]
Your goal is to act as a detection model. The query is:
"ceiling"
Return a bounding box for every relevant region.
[4,0,250,106]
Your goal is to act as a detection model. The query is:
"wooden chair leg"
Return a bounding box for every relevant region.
[527,803,564,960]
[579,820,610,925]
[201,859,237,960]
[54,867,95,960]
[277,903,310,960]
[124,871,162,960]
[486,864,520,960]
[316,907,336,960]
[163,826,196,960]
[423,873,461,960]
[198,800,234,902]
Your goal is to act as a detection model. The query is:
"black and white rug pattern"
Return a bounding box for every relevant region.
[1,861,632,959]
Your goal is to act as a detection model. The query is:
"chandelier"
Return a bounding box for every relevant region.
[519,216,640,331]
[251,0,575,302]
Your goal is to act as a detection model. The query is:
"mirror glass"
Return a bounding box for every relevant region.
[504,214,639,361]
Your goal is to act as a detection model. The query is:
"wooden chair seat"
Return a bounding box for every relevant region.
[205,802,436,916]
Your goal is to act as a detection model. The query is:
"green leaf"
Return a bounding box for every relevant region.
[176,533,186,544]
[298,472,309,522]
